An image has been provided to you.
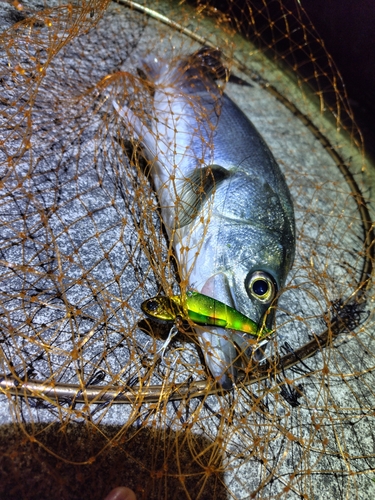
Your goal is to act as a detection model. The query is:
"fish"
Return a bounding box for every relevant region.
[114,47,295,388]
[141,290,272,337]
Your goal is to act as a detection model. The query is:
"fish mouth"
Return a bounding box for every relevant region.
[195,324,268,389]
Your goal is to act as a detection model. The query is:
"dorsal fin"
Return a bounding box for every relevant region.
[181,47,229,82]
[139,47,228,89]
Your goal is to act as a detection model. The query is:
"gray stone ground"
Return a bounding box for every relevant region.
[0,1,374,499]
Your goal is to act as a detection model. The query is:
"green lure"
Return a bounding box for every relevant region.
[141,290,271,338]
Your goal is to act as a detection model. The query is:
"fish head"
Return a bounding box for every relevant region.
[193,224,294,387]
[189,169,295,335]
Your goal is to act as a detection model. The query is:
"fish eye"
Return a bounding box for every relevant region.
[246,271,276,303]
[146,299,159,312]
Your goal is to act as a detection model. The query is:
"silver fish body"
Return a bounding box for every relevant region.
[114,49,295,388]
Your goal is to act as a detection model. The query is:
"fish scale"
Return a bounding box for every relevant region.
[212,173,287,230]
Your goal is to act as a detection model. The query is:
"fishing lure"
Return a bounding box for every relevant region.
[141,290,272,338]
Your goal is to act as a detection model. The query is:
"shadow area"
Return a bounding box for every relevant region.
[0,420,228,500]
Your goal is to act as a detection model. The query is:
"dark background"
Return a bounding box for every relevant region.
[300,0,375,160]
[208,0,375,161]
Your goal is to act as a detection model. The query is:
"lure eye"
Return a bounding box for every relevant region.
[146,299,159,312]
[247,271,276,303]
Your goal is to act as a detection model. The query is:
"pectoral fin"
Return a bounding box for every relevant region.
[176,164,230,227]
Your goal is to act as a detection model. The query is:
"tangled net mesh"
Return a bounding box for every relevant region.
[0,0,374,499]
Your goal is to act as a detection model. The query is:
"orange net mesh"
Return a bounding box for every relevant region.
[0,1,374,499]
